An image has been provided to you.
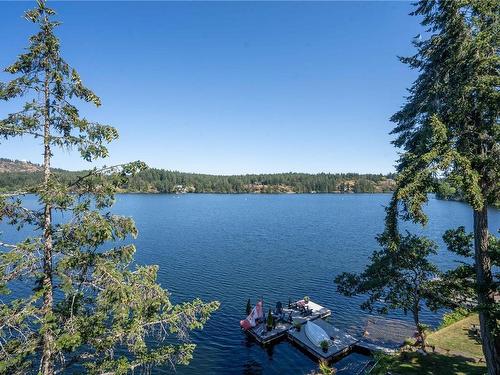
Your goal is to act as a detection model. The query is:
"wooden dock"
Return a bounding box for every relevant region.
[288,319,358,362]
[291,300,332,323]
[243,299,415,368]
[355,315,416,354]
[246,320,291,345]
[245,299,331,345]
[244,299,360,362]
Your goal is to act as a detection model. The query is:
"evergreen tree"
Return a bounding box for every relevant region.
[0,165,397,195]
[428,227,499,319]
[335,233,439,349]
[0,2,219,374]
[387,1,499,372]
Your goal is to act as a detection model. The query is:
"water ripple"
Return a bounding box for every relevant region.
[2,194,497,374]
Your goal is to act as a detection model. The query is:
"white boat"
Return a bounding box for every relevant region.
[304,321,330,347]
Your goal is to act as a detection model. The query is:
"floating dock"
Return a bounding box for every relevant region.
[246,319,291,345]
[246,299,331,345]
[288,318,358,361]
[243,299,415,366]
[244,299,359,362]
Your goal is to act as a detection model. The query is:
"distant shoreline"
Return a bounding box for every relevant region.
[2,190,395,196]
[0,158,398,195]
[117,191,396,195]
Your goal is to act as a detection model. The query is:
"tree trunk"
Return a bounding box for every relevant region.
[40,69,54,375]
[412,308,426,350]
[473,204,499,375]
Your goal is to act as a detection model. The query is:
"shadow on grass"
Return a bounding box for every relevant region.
[466,328,483,345]
[393,351,485,375]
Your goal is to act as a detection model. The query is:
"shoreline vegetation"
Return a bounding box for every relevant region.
[0,158,397,194]
[2,159,497,208]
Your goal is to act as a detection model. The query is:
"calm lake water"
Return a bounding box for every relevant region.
[2,194,499,374]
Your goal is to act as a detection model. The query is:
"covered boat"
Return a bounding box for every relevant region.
[304,321,330,347]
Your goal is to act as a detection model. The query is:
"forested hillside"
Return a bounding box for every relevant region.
[125,169,396,193]
[0,158,396,193]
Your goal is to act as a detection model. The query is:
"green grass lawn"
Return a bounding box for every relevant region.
[386,351,485,375]
[427,314,484,359]
[373,314,486,375]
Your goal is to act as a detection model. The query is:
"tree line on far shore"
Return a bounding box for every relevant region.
[4,162,497,205]
[0,163,397,194]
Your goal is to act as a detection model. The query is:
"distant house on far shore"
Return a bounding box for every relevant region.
[173,184,195,194]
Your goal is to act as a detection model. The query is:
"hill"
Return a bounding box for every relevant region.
[0,158,43,173]
[0,158,396,194]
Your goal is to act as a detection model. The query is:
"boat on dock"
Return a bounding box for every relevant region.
[241,298,358,362]
[241,298,332,345]
[304,321,330,347]
[240,297,414,367]
[288,318,358,361]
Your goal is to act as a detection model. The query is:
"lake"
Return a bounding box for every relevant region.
[2,194,499,374]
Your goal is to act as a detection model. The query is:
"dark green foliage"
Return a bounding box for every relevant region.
[443,226,474,257]
[0,2,218,374]
[0,170,81,194]
[353,178,376,193]
[320,340,329,352]
[336,233,438,315]
[0,165,397,194]
[438,308,471,330]
[435,181,499,208]
[127,171,396,194]
[388,0,499,222]
[384,1,499,372]
[385,0,500,229]
[335,232,439,347]
[435,181,460,201]
[266,309,273,331]
[368,352,396,375]
[429,227,499,333]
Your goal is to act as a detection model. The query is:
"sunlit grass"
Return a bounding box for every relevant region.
[427,314,484,359]
[373,314,486,375]
[389,351,485,375]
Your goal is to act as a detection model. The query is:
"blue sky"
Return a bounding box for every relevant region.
[0,1,421,174]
